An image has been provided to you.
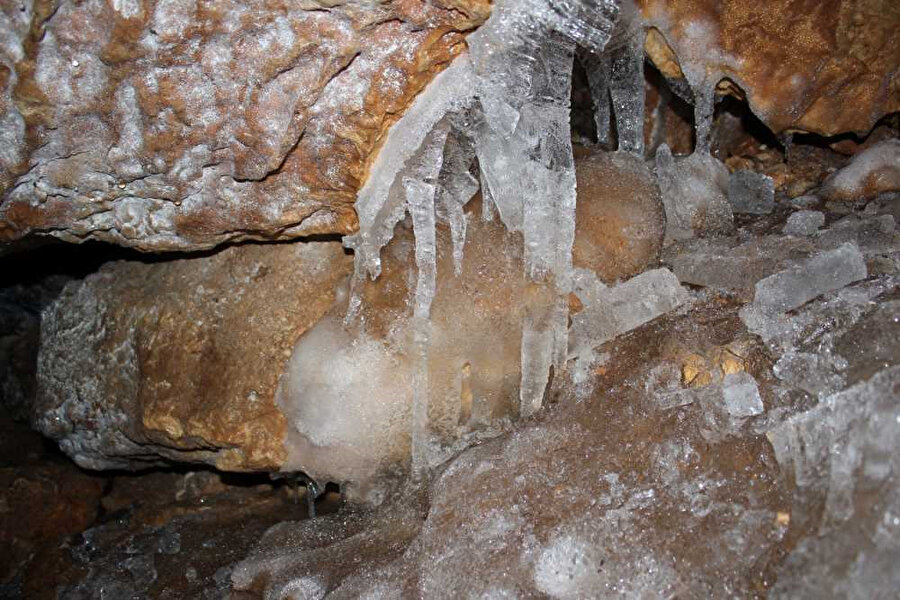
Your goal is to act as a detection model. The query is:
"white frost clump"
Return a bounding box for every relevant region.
[533,534,604,598]
[276,314,413,499]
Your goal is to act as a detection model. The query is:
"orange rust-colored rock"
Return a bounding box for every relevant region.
[34,241,352,472]
[574,150,666,283]
[0,0,487,252]
[639,0,900,137]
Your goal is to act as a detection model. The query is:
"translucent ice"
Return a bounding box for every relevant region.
[746,243,867,315]
[569,267,689,366]
[341,0,626,471]
[607,3,645,155]
[720,372,764,417]
[579,49,611,146]
[579,1,645,153]
[655,144,734,242]
[768,367,900,598]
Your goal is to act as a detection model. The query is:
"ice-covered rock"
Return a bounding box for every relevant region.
[655,144,734,242]
[727,170,775,215]
[234,305,789,597]
[783,210,825,236]
[821,139,900,202]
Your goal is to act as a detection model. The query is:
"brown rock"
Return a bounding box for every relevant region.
[573,150,666,283]
[34,240,352,472]
[640,0,900,137]
[0,416,105,585]
[0,0,487,251]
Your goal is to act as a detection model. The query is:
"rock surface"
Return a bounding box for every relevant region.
[0,0,486,251]
[573,150,665,282]
[35,241,352,472]
[640,0,900,137]
[0,415,106,588]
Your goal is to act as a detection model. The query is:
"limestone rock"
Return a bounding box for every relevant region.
[34,241,352,472]
[0,0,486,251]
[640,0,900,137]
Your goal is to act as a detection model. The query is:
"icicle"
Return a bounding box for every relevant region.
[406,175,439,476]
[343,0,624,474]
[435,131,478,275]
[693,84,715,155]
[580,48,611,146]
[608,24,645,155]
[467,0,619,418]
[344,60,475,320]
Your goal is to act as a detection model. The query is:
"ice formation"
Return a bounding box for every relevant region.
[568,267,689,379]
[342,0,623,475]
[287,0,762,483]
[655,144,734,242]
[740,243,868,337]
[783,210,825,236]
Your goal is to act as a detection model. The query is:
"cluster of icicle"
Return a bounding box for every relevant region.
[342,0,650,475]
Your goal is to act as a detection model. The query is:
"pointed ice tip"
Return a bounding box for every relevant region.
[655,143,674,170]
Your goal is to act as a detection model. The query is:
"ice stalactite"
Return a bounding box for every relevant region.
[578,0,645,154]
[608,24,646,155]
[579,49,612,146]
[467,0,619,418]
[344,58,476,319]
[692,85,716,155]
[344,0,621,472]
